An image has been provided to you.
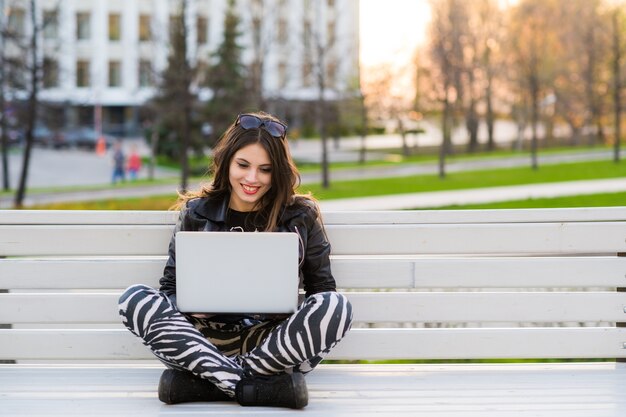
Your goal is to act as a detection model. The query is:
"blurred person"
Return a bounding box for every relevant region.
[111,141,126,184]
[127,144,142,181]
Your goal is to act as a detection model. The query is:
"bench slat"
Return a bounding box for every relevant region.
[3,292,625,323]
[323,207,626,224]
[327,223,626,255]
[0,210,179,225]
[3,223,626,256]
[0,258,166,289]
[334,256,626,289]
[1,328,624,360]
[0,226,172,256]
[1,257,625,290]
[3,207,626,225]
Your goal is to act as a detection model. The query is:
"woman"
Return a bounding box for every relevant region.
[118,112,353,409]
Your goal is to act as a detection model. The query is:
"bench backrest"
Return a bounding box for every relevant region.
[1,208,626,362]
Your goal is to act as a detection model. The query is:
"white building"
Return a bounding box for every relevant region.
[2,0,360,136]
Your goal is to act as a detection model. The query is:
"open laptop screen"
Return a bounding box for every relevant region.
[175,231,299,314]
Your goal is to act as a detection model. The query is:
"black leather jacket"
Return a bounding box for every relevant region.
[159,193,336,304]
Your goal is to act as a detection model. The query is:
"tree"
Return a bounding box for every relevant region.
[358,90,368,164]
[363,63,415,157]
[301,2,331,187]
[580,1,609,146]
[205,0,248,144]
[152,0,197,192]
[428,0,462,178]
[12,0,41,207]
[300,0,351,188]
[0,0,9,191]
[475,0,505,152]
[611,4,625,162]
[549,0,609,146]
[1,1,60,200]
[246,0,281,110]
[508,0,559,170]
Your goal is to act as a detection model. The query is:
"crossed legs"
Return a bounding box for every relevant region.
[118,284,353,397]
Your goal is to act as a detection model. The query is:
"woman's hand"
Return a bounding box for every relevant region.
[191,313,213,318]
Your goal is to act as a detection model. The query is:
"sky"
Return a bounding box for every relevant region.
[359,0,431,68]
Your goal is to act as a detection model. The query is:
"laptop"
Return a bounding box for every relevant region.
[175,231,299,314]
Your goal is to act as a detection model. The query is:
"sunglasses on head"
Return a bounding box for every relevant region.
[236,114,287,139]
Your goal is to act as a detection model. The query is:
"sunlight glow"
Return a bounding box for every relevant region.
[359,0,431,68]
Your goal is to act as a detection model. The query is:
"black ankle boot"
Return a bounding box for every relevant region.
[235,372,308,409]
[158,369,233,404]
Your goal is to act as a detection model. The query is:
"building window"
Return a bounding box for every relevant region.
[303,19,312,47]
[76,60,90,87]
[109,13,121,41]
[108,61,122,87]
[302,19,313,87]
[43,58,59,88]
[76,12,90,40]
[8,8,25,37]
[277,18,287,45]
[327,20,336,46]
[278,61,287,89]
[302,60,313,88]
[43,10,58,39]
[139,15,151,41]
[169,15,180,44]
[197,16,208,45]
[139,60,153,87]
[326,59,337,88]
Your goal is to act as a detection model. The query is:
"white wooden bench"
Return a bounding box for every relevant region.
[2,208,626,416]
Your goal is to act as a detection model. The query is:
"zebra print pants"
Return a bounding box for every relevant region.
[118,284,353,397]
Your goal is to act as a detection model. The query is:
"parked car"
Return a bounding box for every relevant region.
[31,125,54,147]
[0,128,24,147]
[64,128,115,150]
[1,125,67,148]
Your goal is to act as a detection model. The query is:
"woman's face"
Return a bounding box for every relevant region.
[228,142,272,212]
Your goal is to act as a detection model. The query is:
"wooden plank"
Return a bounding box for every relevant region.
[409,256,626,288]
[0,258,166,289]
[3,222,626,256]
[331,328,626,359]
[3,364,626,417]
[327,222,626,255]
[0,210,179,225]
[2,292,625,324]
[2,256,625,290]
[3,207,626,225]
[336,256,626,289]
[1,327,624,360]
[324,206,626,224]
[0,225,173,256]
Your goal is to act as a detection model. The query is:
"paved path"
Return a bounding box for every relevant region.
[5,141,178,189]
[300,149,617,183]
[1,146,623,209]
[318,177,626,211]
[3,175,624,211]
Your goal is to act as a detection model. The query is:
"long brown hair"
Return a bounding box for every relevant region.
[173,111,317,231]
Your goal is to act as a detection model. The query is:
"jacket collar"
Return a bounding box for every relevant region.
[193,194,229,223]
[192,193,307,224]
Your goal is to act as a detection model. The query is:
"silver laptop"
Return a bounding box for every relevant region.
[175,231,299,314]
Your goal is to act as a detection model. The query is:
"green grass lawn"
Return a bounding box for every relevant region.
[27,159,626,210]
[431,190,626,210]
[295,143,612,172]
[299,159,626,200]
[0,177,178,198]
